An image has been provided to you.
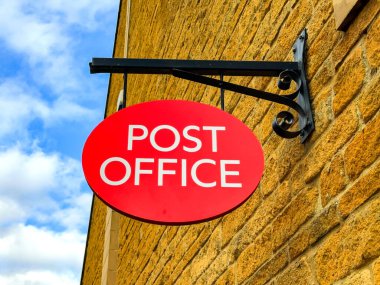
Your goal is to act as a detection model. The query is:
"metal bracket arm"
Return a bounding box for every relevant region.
[90,30,314,143]
[90,58,299,76]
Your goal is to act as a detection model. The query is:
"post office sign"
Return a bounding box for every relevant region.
[82,100,264,224]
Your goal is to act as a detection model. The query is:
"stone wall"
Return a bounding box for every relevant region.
[82,0,380,284]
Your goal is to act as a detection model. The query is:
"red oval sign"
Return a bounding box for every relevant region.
[82,100,264,224]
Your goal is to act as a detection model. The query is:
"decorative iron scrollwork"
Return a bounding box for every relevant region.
[172,68,310,140]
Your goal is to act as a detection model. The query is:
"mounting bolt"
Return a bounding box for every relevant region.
[278,74,292,90]
[299,35,305,40]
[293,47,297,53]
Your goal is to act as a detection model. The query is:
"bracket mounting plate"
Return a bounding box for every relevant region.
[292,30,314,143]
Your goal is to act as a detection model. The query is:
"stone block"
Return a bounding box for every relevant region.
[307,17,340,78]
[244,248,288,285]
[365,14,380,68]
[220,192,261,248]
[271,185,318,251]
[289,161,306,197]
[236,226,274,283]
[197,246,235,285]
[309,87,334,143]
[357,71,380,122]
[333,45,365,116]
[267,0,312,61]
[303,105,358,182]
[309,57,335,99]
[344,112,380,179]
[288,202,340,259]
[176,226,222,283]
[320,153,347,206]
[276,257,315,285]
[315,196,380,285]
[215,265,235,285]
[260,154,281,197]
[374,258,380,285]
[307,0,334,44]
[339,159,380,217]
[337,268,372,285]
[243,182,292,245]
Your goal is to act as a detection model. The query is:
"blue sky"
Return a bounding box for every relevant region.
[0,1,118,284]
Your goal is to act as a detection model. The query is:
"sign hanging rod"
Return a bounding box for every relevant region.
[90,58,299,77]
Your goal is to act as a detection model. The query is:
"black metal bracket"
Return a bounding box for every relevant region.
[90,29,314,143]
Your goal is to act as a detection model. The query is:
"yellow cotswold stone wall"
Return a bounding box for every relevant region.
[82,0,380,284]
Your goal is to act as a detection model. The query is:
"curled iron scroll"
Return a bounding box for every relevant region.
[271,70,308,139]
[172,69,309,140]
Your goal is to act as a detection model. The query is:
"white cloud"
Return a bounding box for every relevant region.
[0,80,95,140]
[0,146,87,228]
[0,80,49,139]
[51,192,92,231]
[0,0,110,137]
[0,270,78,285]
[0,224,85,281]
[0,1,68,57]
[0,224,85,272]
[0,0,117,94]
[0,147,59,197]
[0,146,90,284]
[0,198,27,227]
[45,97,96,127]
[0,1,75,92]
[36,0,118,29]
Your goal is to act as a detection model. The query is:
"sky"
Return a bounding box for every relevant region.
[0,0,119,284]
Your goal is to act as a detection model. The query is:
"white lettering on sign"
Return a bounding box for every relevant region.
[203,126,225,152]
[127,125,147,150]
[100,157,242,188]
[150,125,181,152]
[100,124,242,188]
[158,158,177,186]
[191,159,216,188]
[183,125,201,152]
[127,125,226,152]
[220,160,242,188]
[135,158,154,186]
[100,157,131,186]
